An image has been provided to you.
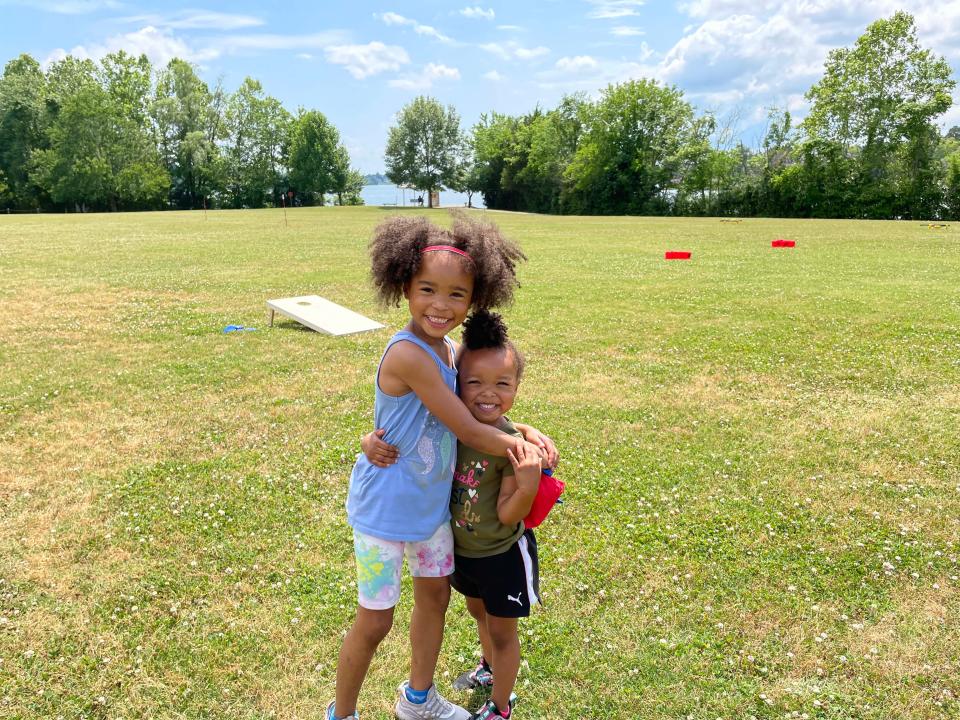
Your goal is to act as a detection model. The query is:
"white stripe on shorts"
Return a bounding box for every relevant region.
[518,534,539,606]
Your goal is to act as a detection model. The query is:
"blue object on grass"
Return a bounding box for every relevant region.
[223,325,257,333]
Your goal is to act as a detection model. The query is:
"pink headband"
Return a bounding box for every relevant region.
[422,244,474,263]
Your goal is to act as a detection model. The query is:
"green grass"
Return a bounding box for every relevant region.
[1,207,958,719]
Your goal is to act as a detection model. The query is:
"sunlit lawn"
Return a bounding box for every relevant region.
[1,206,958,719]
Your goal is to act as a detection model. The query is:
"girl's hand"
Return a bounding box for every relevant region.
[514,424,559,470]
[506,441,543,495]
[361,429,399,468]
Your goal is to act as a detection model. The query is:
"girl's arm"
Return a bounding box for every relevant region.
[496,443,541,525]
[511,422,559,469]
[384,341,534,457]
[360,429,399,468]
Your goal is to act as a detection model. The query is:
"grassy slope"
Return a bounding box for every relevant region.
[0,207,958,719]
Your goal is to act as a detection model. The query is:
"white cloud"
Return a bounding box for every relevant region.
[116,11,265,31]
[13,0,121,14]
[585,0,646,20]
[484,70,504,81]
[389,62,461,89]
[325,42,411,79]
[44,25,219,67]
[497,25,524,31]
[213,32,347,53]
[296,53,313,60]
[611,26,645,36]
[480,41,550,61]
[460,6,495,20]
[376,11,454,43]
[515,46,550,60]
[556,55,599,72]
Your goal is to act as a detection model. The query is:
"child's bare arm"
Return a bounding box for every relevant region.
[360,429,399,467]
[510,422,559,469]
[384,342,533,457]
[496,443,541,525]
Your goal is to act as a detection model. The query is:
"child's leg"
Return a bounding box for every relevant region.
[334,606,395,716]
[405,523,455,691]
[485,616,520,713]
[465,596,494,669]
[331,530,405,717]
[409,575,451,690]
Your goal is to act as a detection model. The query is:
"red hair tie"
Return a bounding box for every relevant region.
[422,245,474,263]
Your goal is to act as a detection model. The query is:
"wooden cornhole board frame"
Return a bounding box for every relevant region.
[266,295,384,336]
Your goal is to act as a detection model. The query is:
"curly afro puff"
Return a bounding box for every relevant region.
[460,309,525,382]
[368,212,526,310]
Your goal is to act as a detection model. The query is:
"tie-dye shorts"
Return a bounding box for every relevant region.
[353,522,455,609]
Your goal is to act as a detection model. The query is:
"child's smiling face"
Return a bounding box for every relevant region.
[404,252,474,346]
[458,347,520,425]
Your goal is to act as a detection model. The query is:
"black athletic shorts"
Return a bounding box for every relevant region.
[451,529,540,618]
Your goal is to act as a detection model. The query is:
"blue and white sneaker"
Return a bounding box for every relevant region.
[395,681,471,720]
[326,700,359,720]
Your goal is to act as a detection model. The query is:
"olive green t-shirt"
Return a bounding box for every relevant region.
[450,420,525,558]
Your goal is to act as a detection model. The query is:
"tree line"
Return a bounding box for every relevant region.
[0,52,363,212]
[386,12,959,220]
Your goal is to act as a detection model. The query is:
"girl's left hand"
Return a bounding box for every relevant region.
[517,425,559,470]
[361,429,399,468]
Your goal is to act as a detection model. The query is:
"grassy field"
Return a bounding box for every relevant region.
[1,206,958,720]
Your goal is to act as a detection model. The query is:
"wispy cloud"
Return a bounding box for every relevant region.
[376,12,454,43]
[325,41,410,79]
[611,25,645,36]
[389,62,461,89]
[9,0,121,14]
[556,55,599,72]
[460,6,495,20]
[480,41,550,60]
[43,25,219,67]
[497,24,524,32]
[585,0,646,20]
[483,70,504,81]
[116,10,265,31]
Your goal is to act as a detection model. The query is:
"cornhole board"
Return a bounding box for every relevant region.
[665,251,691,260]
[266,295,384,336]
[771,239,796,248]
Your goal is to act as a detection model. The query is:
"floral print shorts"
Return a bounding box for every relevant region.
[353,523,454,609]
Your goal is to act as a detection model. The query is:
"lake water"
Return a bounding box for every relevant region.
[360,184,485,209]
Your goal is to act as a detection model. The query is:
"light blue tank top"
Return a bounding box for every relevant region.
[346,330,458,541]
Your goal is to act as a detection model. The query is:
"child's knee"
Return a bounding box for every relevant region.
[414,577,451,611]
[486,617,519,649]
[355,608,394,644]
[466,597,486,622]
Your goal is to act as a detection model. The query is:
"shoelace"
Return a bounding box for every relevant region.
[420,688,458,718]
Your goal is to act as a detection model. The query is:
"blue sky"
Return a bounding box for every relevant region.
[1,0,958,174]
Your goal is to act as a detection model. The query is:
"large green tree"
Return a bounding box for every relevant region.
[224,77,291,208]
[803,11,955,218]
[29,53,169,211]
[385,96,464,208]
[288,109,342,205]
[0,55,49,208]
[151,59,226,208]
[566,79,696,214]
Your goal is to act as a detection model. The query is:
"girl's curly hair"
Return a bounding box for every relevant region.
[459,308,525,382]
[369,212,526,310]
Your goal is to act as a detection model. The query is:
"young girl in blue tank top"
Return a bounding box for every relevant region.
[328,215,557,720]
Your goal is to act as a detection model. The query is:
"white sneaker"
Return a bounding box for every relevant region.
[395,681,471,720]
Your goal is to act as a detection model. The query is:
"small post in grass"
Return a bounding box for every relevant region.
[281,194,288,227]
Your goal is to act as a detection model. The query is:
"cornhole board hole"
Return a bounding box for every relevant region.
[266,295,384,336]
[771,239,796,248]
[665,251,692,260]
